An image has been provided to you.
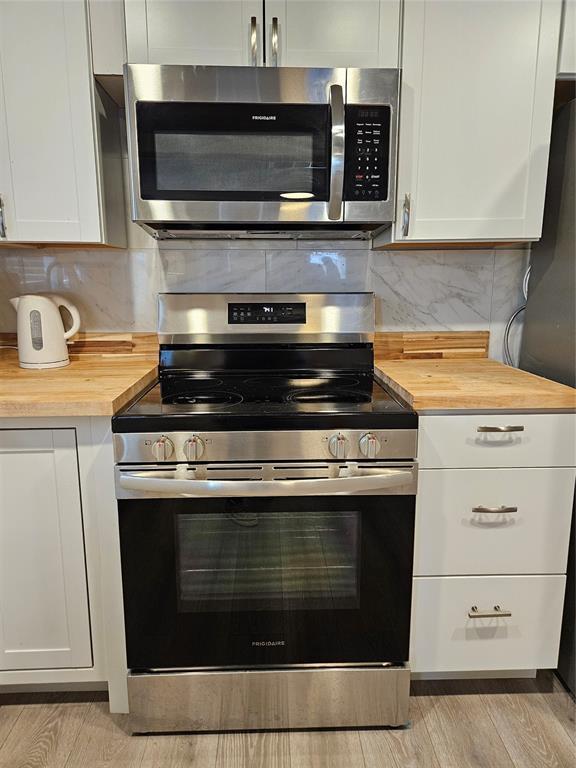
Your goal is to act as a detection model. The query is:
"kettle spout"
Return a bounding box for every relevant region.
[9,297,19,311]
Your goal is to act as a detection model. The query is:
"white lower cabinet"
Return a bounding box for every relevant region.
[410,575,566,673]
[415,468,576,576]
[0,429,92,670]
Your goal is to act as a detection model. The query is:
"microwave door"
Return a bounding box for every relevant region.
[125,65,347,226]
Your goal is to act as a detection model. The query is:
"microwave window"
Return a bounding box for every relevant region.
[175,509,360,613]
[154,132,315,194]
[136,101,330,201]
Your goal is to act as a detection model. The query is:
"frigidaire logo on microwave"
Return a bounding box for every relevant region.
[252,640,285,647]
[252,115,277,121]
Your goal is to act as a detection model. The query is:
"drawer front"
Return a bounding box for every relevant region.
[410,575,565,673]
[414,468,576,576]
[418,414,576,469]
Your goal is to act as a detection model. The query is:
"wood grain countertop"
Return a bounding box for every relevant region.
[0,334,158,417]
[375,358,576,412]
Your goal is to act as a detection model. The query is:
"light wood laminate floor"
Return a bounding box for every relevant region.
[0,674,573,768]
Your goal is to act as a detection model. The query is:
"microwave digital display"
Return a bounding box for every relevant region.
[228,303,306,324]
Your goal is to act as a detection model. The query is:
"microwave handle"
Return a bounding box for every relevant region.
[328,84,345,221]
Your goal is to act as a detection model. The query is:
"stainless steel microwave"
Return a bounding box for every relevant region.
[124,64,399,240]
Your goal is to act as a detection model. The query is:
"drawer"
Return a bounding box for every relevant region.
[418,414,576,469]
[414,468,576,576]
[410,575,565,673]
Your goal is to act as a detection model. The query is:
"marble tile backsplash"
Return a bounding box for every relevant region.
[0,243,528,362]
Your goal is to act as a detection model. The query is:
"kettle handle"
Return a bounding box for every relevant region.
[50,295,81,340]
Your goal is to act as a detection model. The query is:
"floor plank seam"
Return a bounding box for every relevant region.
[0,705,24,755]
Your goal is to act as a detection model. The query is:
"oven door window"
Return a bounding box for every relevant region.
[176,509,359,613]
[119,496,414,670]
[136,102,330,202]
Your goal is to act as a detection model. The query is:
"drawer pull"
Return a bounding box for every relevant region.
[468,605,512,619]
[477,425,525,433]
[472,505,518,514]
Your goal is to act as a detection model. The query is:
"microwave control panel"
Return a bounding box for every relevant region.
[343,105,391,202]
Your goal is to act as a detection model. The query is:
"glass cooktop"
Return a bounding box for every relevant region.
[114,371,417,432]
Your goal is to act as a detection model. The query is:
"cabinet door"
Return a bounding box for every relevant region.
[559,0,575,76]
[414,468,576,576]
[396,0,562,242]
[266,0,400,68]
[411,575,565,672]
[0,0,101,243]
[125,0,263,65]
[0,430,92,670]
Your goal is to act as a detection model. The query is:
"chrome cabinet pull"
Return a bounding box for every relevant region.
[328,84,345,221]
[472,505,518,514]
[401,193,410,236]
[250,16,258,66]
[468,605,512,619]
[271,16,279,66]
[0,195,6,238]
[477,425,525,433]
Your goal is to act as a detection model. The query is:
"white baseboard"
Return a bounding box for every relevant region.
[0,681,107,694]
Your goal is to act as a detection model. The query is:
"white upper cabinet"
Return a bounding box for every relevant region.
[558,0,575,76]
[125,0,264,65]
[0,430,92,671]
[394,0,562,243]
[0,0,125,245]
[264,0,400,68]
[124,0,400,68]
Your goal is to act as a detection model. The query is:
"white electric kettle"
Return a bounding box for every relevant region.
[9,294,80,369]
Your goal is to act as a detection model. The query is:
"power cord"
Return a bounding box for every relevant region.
[503,264,531,366]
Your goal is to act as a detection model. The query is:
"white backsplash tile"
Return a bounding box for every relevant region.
[0,249,160,331]
[0,243,529,362]
[159,250,266,292]
[370,250,494,332]
[265,250,370,292]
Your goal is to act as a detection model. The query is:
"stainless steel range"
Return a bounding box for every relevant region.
[112,292,417,732]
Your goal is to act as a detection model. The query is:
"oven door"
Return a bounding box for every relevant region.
[125,65,346,224]
[116,462,416,670]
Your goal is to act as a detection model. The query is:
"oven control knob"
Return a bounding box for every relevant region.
[359,432,381,459]
[183,435,205,461]
[151,436,174,461]
[328,433,349,459]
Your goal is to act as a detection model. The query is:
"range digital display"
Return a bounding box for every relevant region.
[228,302,306,324]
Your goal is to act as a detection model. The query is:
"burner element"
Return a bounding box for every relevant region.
[165,391,243,405]
[288,389,372,404]
[245,375,360,389]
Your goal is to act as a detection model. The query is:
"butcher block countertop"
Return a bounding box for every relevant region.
[0,334,157,417]
[1,330,575,417]
[375,359,576,412]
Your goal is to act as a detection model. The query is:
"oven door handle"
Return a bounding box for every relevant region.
[328,83,345,221]
[117,468,415,497]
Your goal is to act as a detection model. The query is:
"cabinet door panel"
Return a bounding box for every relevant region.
[558,0,575,76]
[0,429,91,670]
[415,468,576,576]
[396,0,561,241]
[268,0,399,68]
[411,575,565,672]
[127,0,262,66]
[0,0,101,242]
[418,414,576,469]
